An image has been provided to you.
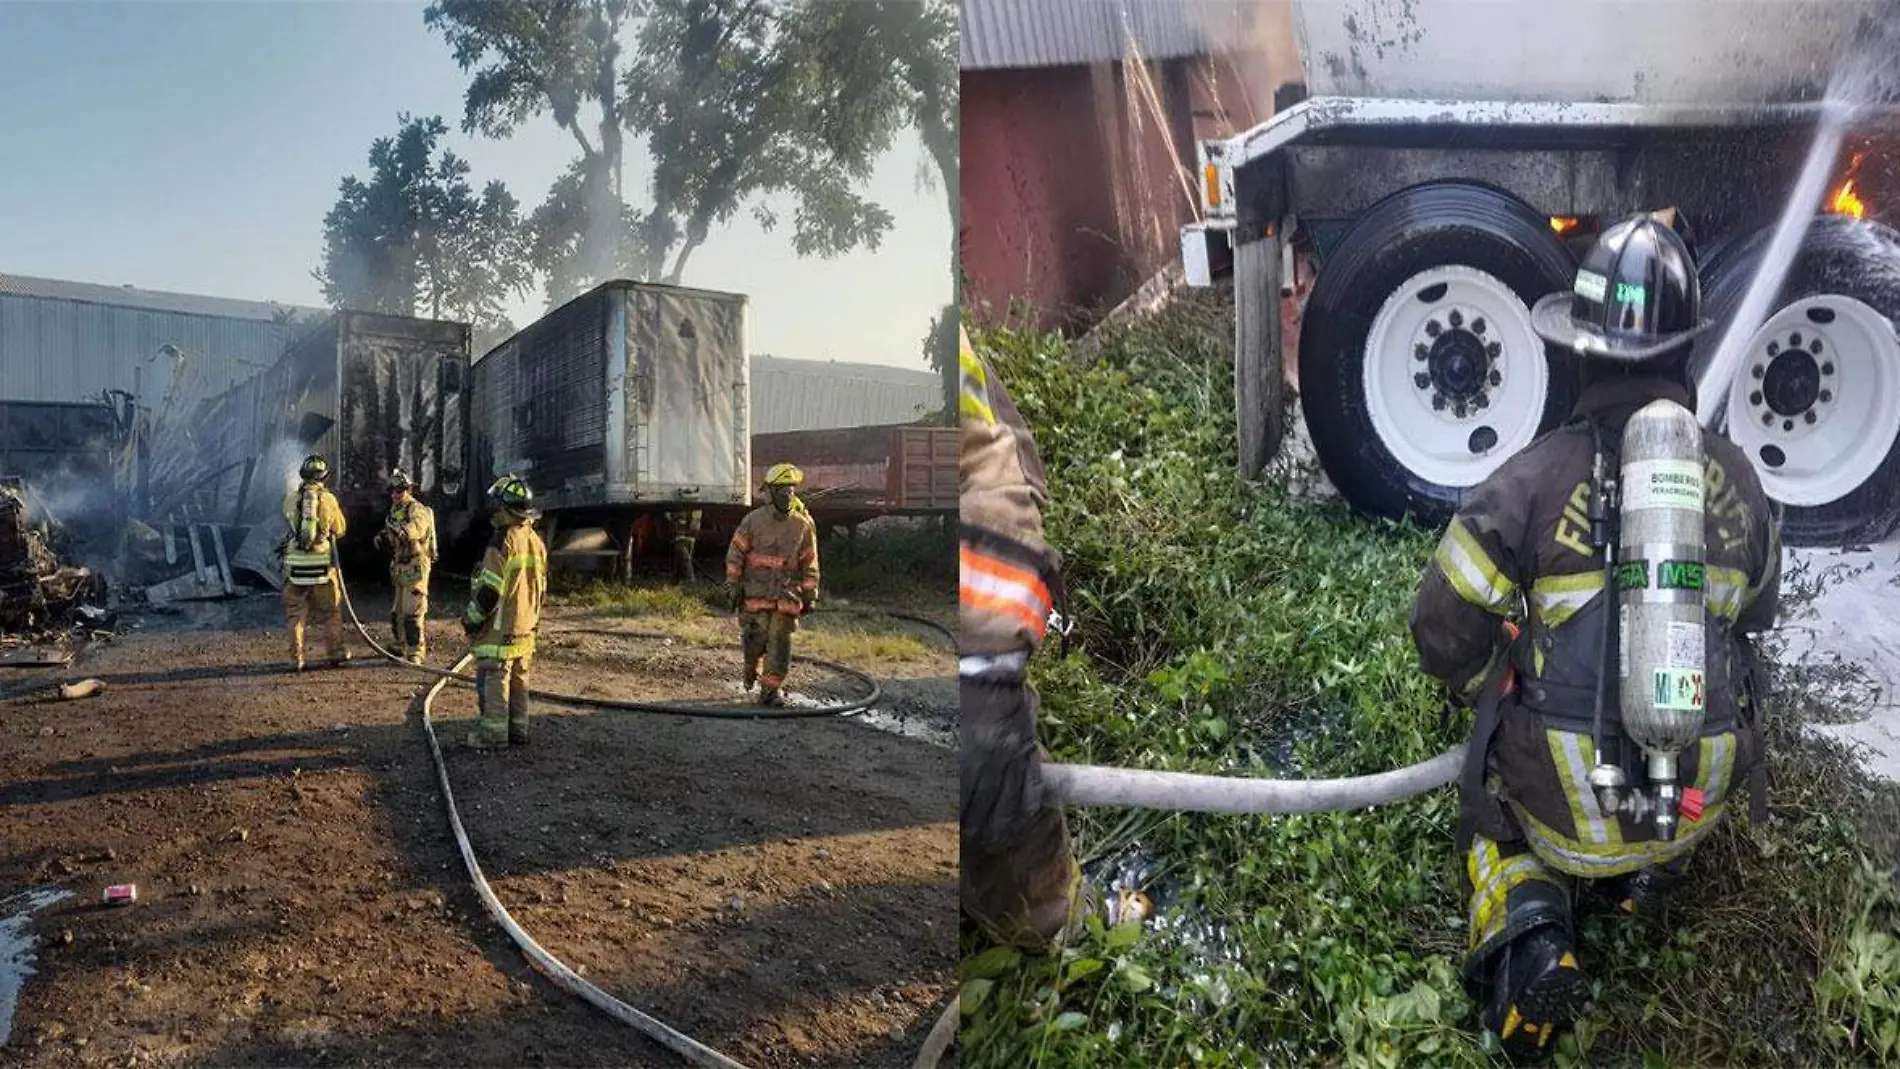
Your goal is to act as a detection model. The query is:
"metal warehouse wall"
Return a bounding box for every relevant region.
[0,277,321,414]
[750,355,942,434]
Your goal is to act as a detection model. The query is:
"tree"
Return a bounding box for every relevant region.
[426,0,641,302]
[313,114,534,350]
[426,0,952,304]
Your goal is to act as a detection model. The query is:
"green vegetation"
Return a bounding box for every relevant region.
[551,575,721,619]
[818,520,955,605]
[960,290,1900,1067]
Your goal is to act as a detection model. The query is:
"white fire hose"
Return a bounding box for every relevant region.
[1040,746,1465,814]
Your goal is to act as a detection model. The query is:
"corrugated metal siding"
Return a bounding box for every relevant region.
[0,273,327,322]
[961,0,1250,70]
[750,356,942,434]
[0,290,316,412]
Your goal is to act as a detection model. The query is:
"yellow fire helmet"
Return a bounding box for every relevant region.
[763,463,805,488]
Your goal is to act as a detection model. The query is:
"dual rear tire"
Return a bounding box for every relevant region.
[1294,183,1900,546]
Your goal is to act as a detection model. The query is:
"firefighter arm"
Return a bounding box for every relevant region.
[1410,489,1524,704]
[464,547,504,633]
[797,521,819,601]
[1734,513,1783,636]
[325,495,347,540]
[725,526,750,584]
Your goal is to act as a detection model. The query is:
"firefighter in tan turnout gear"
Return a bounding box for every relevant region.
[958,326,1088,951]
[725,463,819,707]
[1411,214,1781,1059]
[280,454,350,671]
[463,475,549,750]
[373,469,436,664]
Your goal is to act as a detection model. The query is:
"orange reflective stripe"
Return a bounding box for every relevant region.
[747,552,790,569]
[732,533,753,551]
[960,546,1052,619]
[965,589,1047,638]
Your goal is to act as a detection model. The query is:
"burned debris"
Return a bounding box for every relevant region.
[0,480,109,642]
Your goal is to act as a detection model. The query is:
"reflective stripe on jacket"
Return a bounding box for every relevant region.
[726,505,819,615]
[1410,374,1781,875]
[281,484,346,586]
[386,499,437,583]
[466,521,547,660]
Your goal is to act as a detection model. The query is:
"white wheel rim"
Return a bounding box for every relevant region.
[1722,295,1900,508]
[1362,265,1549,489]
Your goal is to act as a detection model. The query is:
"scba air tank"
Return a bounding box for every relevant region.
[1616,398,1707,839]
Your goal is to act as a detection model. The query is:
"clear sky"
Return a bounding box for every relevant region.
[0,0,950,371]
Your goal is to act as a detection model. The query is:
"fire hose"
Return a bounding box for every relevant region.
[328,557,960,1068]
[1040,747,1466,814]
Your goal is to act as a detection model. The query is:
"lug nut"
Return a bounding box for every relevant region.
[1768,342,1780,356]
[1449,310,1464,328]
[1752,364,1766,379]
[1474,392,1490,409]
[1811,339,1824,354]
[1823,362,1835,376]
[1414,372,1432,389]
[1750,390,1764,406]
[1426,319,1442,338]
[1473,317,1487,334]
[1432,394,1448,411]
[1762,412,1775,425]
[1488,370,1502,387]
[1416,343,1430,360]
[1820,389,1833,403]
[1805,411,1818,424]
[1454,402,1469,419]
[1791,332,1804,347]
[1485,342,1502,359]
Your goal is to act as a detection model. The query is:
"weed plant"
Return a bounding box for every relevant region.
[960,289,1900,1067]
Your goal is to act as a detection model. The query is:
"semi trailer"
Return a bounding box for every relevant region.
[1181,0,1900,547]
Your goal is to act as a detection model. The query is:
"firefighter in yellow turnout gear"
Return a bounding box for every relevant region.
[280,454,350,671]
[373,470,436,664]
[463,475,549,750]
[1413,216,1781,1059]
[725,464,819,707]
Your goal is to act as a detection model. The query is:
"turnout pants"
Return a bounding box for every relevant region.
[740,610,797,690]
[283,577,345,662]
[961,676,1081,951]
[473,654,533,744]
[391,570,429,659]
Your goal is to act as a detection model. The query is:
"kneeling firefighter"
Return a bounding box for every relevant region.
[280,454,350,671]
[724,463,819,707]
[373,469,436,664]
[463,475,549,749]
[1411,213,1781,1057]
[958,325,1092,951]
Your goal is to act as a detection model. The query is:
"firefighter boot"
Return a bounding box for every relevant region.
[406,617,427,665]
[1481,925,1590,1060]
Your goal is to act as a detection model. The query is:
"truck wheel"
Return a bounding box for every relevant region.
[1299,183,1578,525]
[1698,215,1900,547]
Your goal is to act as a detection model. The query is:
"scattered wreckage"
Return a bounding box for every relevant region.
[0,480,111,659]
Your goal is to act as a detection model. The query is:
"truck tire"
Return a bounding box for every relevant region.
[1696,215,1900,547]
[1298,182,1579,526]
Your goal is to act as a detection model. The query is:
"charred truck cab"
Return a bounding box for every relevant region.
[1182,0,1900,548]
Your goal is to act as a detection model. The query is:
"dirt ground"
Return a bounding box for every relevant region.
[0,584,956,1068]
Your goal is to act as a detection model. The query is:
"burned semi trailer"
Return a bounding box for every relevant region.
[470,280,750,548]
[1182,0,1900,548]
[149,311,473,584]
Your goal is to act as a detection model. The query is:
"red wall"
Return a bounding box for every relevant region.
[960,52,1272,332]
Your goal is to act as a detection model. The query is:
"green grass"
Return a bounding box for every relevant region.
[798,626,936,665]
[818,520,954,604]
[551,575,722,618]
[959,289,1900,1068]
